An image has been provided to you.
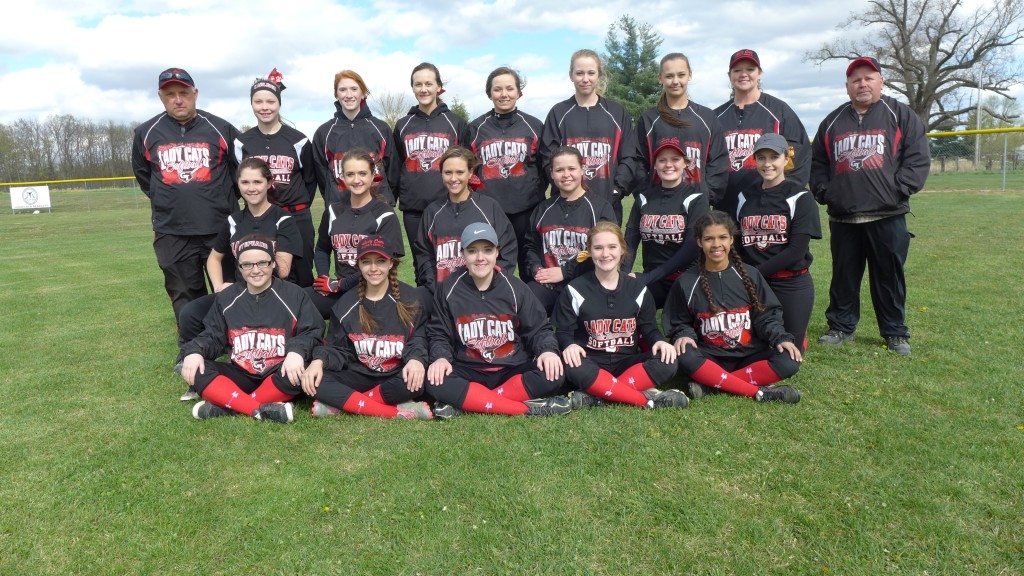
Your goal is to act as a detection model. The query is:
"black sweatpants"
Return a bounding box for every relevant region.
[428,362,564,408]
[825,215,911,339]
[677,347,801,381]
[769,273,815,350]
[192,360,302,397]
[402,210,423,284]
[153,233,217,324]
[564,351,677,391]
[527,281,564,314]
[507,208,534,282]
[314,369,420,408]
[286,209,315,288]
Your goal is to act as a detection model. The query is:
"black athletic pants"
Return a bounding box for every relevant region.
[428,362,564,408]
[314,369,420,409]
[507,208,534,282]
[154,233,216,325]
[287,209,315,288]
[769,273,815,350]
[402,210,423,284]
[825,215,911,339]
[564,352,677,391]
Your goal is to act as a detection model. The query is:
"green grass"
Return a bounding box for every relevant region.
[0,189,1022,575]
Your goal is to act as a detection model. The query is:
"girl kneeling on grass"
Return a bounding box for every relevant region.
[662,211,803,403]
[299,235,434,420]
[553,221,686,410]
[425,223,571,418]
[181,236,323,422]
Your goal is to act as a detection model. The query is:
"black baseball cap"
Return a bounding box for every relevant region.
[159,68,195,89]
[356,235,398,260]
[846,57,881,77]
[729,49,760,69]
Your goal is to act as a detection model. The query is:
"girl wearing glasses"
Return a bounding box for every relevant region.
[181,236,323,423]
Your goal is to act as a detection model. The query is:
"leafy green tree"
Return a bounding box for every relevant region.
[603,15,663,118]
[449,97,470,123]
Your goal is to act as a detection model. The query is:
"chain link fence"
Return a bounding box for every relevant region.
[927,128,1024,192]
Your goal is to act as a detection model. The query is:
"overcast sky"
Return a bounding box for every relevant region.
[5,0,1022,138]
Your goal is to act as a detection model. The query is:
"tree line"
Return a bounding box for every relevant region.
[0,115,135,183]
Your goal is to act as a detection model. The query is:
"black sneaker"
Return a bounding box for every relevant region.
[683,380,711,400]
[191,401,234,420]
[818,329,854,346]
[253,402,295,423]
[524,395,572,416]
[885,336,911,356]
[179,385,199,402]
[432,402,463,420]
[568,390,605,410]
[645,388,690,409]
[755,385,801,404]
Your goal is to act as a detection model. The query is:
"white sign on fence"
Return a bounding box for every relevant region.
[10,186,52,212]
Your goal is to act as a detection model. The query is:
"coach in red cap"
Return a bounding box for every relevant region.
[809,56,930,356]
[132,67,241,372]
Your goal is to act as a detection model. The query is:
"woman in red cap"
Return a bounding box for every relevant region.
[623,140,710,308]
[633,53,727,205]
[713,49,810,217]
[181,235,323,423]
[300,235,434,420]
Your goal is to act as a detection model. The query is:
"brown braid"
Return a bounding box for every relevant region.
[356,276,377,333]
[695,249,721,314]
[730,249,764,313]
[389,259,419,330]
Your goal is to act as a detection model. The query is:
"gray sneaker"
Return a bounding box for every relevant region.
[644,388,690,409]
[432,402,463,420]
[191,400,233,420]
[523,395,572,416]
[179,386,199,402]
[885,336,911,356]
[818,329,855,346]
[568,390,605,410]
[683,380,710,400]
[755,385,801,404]
[310,400,340,418]
[395,401,435,420]
[253,402,295,423]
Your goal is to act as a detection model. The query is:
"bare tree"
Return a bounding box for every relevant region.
[806,0,1024,131]
[370,90,413,128]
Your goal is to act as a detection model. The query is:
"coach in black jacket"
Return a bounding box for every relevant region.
[132,67,240,327]
[810,57,929,356]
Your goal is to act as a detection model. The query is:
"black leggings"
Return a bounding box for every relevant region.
[313,369,420,408]
[564,352,677,391]
[192,360,302,397]
[428,362,564,407]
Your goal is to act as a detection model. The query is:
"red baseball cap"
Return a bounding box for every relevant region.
[652,139,687,160]
[729,49,760,69]
[846,57,881,77]
[158,68,195,89]
[356,235,397,260]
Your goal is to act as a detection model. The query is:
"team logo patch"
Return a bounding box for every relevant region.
[331,233,366,267]
[724,129,763,172]
[434,236,463,283]
[639,214,686,245]
[583,318,637,353]
[832,130,886,174]
[249,154,295,186]
[228,326,287,374]
[539,225,588,267]
[478,138,530,179]
[157,142,212,184]
[566,137,613,180]
[740,214,789,252]
[456,314,517,362]
[696,307,752,349]
[404,132,451,172]
[349,333,404,372]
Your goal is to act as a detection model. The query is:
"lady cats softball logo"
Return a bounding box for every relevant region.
[456,314,517,362]
[696,308,752,349]
[158,142,212,184]
[228,327,287,373]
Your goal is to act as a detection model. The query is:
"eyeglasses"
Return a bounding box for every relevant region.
[239,260,273,271]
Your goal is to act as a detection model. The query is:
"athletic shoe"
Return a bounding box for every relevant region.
[432,402,463,420]
[179,386,199,402]
[395,401,434,420]
[755,385,801,404]
[253,402,295,423]
[191,400,233,420]
[818,329,855,346]
[645,388,690,409]
[310,400,340,418]
[568,390,605,410]
[683,380,710,400]
[172,361,183,376]
[885,336,911,356]
[523,395,572,416]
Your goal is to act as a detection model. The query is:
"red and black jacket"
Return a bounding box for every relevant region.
[469,108,547,215]
[633,102,728,205]
[391,103,472,212]
[412,193,518,293]
[663,263,793,360]
[313,198,402,281]
[428,269,559,370]
[713,92,811,215]
[132,110,240,235]
[735,179,822,279]
[311,102,399,206]
[234,124,317,210]
[810,94,930,219]
[553,272,666,358]
[540,96,637,212]
[523,192,615,282]
[623,181,709,285]
[183,277,323,376]
[312,281,431,378]
[212,205,301,282]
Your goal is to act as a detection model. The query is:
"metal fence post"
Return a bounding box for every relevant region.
[1003,133,1008,192]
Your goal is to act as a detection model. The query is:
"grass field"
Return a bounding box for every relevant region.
[1,188,1022,575]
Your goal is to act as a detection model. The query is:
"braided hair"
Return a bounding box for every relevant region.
[693,210,764,314]
[357,257,419,333]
